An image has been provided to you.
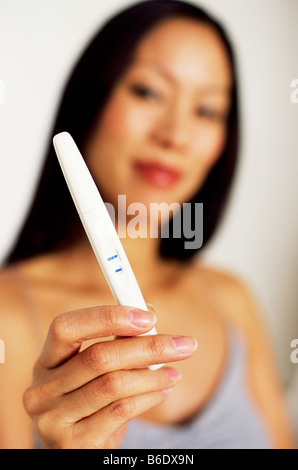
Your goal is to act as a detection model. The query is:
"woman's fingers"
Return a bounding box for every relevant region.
[55,367,181,423]
[48,334,197,394]
[38,305,157,369]
[34,387,171,449]
[72,390,171,449]
[24,304,198,449]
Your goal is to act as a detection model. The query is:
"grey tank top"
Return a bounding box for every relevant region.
[119,329,271,449]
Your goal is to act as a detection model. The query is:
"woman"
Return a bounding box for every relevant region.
[0,0,294,448]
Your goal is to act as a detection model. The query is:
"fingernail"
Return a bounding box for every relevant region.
[146,303,156,315]
[171,336,198,355]
[162,387,174,394]
[129,309,157,328]
[164,368,182,384]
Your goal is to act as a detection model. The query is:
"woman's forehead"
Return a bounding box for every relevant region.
[130,17,232,90]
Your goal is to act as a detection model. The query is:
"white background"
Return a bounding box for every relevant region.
[0,0,297,402]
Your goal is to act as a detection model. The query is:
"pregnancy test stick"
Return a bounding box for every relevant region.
[53,132,163,370]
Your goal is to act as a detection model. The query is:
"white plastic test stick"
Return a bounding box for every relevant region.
[53,132,163,370]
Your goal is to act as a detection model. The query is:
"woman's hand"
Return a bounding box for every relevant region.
[23,305,198,449]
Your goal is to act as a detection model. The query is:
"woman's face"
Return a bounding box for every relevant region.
[85,17,232,210]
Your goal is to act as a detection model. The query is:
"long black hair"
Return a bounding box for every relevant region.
[5,0,240,265]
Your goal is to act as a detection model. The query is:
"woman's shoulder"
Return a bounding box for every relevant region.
[0,264,39,352]
[0,252,71,307]
[189,261,267,337]
[0,256,53,353]
[189,265,295,448]
[0,265,29,323]
[188,261,254,300]
[0,264,43,448]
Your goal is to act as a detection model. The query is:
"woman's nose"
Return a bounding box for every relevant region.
[151,101,191,151]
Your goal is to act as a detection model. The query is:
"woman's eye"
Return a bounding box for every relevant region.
[196,106,225,121]
[129,84,160,101]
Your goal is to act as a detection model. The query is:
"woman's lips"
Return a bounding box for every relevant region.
[133,160,181,187]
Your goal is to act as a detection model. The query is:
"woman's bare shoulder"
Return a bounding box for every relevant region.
[0,265,42,447]
[0,256,51,354]
[191,265,295,448]
[190,262,266,334]
[0,265,38,352]
[0,266,28,317]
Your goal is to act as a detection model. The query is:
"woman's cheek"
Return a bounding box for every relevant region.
[194,125,226,169]
[98,95,152,145]
[97,99,131,141]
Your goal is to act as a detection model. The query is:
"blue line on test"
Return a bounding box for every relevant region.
[107,255,118,261]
